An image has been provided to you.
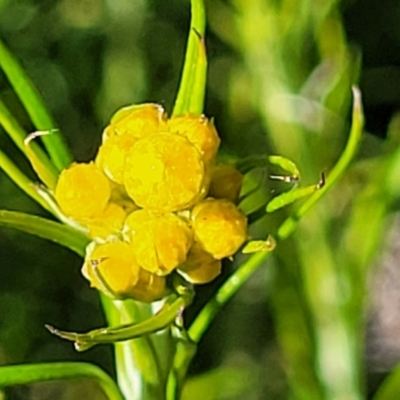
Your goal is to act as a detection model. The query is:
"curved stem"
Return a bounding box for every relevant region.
[0,362,124,400]
[166,87,364,397]
[0,149,53,212]
[0,209,90,256]
[0,38,72,170]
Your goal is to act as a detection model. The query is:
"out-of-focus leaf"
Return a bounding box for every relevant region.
[181,366,257,400]
[372,362,400,400]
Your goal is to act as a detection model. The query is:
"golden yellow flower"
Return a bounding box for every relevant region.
[54,162,111,219]
[123,209,193,275]
[191,198,247,259]
[208,164,243,203]
[168,114,220,166]
[123,132,205,212]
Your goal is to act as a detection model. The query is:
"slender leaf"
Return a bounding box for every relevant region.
[0,362,124,400]
[0,98,58,187]
[0,149,53,212]
[47,293,192,350]
[0,210,89,256]
[0,38,72,170]
[172,0,206,116]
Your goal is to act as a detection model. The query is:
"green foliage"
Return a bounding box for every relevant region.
[1,0,400,400]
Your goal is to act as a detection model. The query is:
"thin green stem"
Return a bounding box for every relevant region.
[101,297,165,400]
[0,38,72,170]
[0,362,124,400]
[0,98,58,188]
[0,148,53,212]
[166,87,364,398]
[191,87,363,343]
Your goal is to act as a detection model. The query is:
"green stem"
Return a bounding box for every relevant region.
[0,209,90,256]
[0,149,53,212]
[166,87,364,397]
[172,0,206,116]
[0,362,124,400]
[0,98,58,188]
[101,297,165,400]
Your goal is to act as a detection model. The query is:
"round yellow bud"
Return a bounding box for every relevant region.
[82,241,167,302]
[96,134,137,184]
[124,133,205,212]
[54,162,111,219]
[208,164,243,203]
[178,242,222,284]
[168,114,220,166]
[107,103,167,138]
[191,199,247,259]
[82,241,140,297]
[123,209,193,275]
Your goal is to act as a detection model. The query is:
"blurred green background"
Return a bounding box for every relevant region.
[2,0,400,399]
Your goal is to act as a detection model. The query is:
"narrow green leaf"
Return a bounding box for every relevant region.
[0,209,89,256]
[0,38,73,170]
[266,173,325,213]
[242,236,276,254]
[0,98,58,187]
[46,293,192,351]
[172,0,206,116]
[268,155,300,180]
[0,362,124,400]
[0,149,53,212]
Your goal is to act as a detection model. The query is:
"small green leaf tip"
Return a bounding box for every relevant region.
[242,236,276,254]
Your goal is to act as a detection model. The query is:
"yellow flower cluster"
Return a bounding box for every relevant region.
[54,104,247,302]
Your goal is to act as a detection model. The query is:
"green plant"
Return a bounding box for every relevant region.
[1,1,400,400]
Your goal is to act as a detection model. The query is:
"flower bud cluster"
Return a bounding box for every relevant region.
[54,104,247,302]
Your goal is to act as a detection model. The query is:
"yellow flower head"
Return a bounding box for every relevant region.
[123,132,205,212]
[54,162,111,219]
[191,198,247,259]
[82,241,166,302]
[106,103,168,139]
[168,114,220,166]
[178,242,222,284]
[123,209,193,275]
[209,164,243,203]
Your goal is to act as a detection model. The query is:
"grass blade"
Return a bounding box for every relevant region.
[172,0,206,116]
[0,38,72,170]
[0,99,58,188]
[0,209,89,256]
